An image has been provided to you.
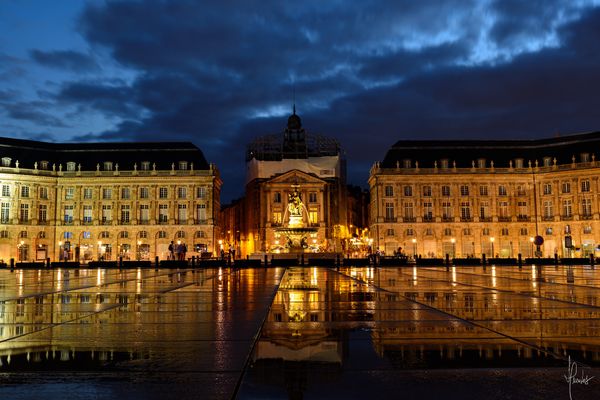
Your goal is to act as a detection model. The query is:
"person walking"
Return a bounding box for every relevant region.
[168,241,174,260]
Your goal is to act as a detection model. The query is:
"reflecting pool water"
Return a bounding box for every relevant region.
[0,266,599,399]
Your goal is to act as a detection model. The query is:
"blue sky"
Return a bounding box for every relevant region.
[2,0,600,201]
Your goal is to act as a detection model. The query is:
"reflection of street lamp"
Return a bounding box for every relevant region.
[529,236,534,257]
[490,237,495,257]
[411,238,417,258]
[450,237,456,257]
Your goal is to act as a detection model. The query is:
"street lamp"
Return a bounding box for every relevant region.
[529,236,534,257]
[97,240,102,261]
[450,237,456,257]
[411,238,417,259]
[137,240,142,261]
[18,240,25,261]
[490,237,495,257]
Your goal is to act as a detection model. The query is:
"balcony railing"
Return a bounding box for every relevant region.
[441,216,453,222]
[498,216,511,222]
[479,217,492,222]
[384,217,397,223]
[542,216,554,221]
[581,214,593,220]
[561,215,573,221]
[422,216,434,222]
[403,217,416,223]
[158,219,169,225]
[460,217,473,222]
[101,220,113,225]
[517,215,529,222]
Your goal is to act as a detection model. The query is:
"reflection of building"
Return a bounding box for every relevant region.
[223,109,348,256]
[370,132,600,257]
[372,266,600,364]
[0,138,221,262]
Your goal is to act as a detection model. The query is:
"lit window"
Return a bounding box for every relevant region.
[179,161,188,170]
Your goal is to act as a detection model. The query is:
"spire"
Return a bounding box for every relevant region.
[292,83,296,115]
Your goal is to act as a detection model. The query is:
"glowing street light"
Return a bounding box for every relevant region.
[411,238,417,258]
[529,236,535,257]
[490,237,495,257]
[450,237,456,257]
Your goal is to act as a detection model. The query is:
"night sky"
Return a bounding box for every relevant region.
[2,1,600,202]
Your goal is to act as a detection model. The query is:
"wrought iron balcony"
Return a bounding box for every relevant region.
[498,216,511,222]
[384,217,397,223]
[441,216,454,222]
[479,217,492,222]
[560,215,573,221]
[542,216,554,221]
[403,217,416,223]
[517,215,529,222]
[460,217,473,222]
[581,214,593,220]
[422,215,434,222]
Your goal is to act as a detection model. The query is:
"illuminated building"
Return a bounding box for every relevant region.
[369,131,600,257]
[224,108,348,257]
[0,137,221,262]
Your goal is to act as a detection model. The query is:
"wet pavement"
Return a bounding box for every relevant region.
[0,265,599,399]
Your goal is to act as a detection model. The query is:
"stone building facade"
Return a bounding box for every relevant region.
[224,109,348,257]
[369,132,600,258]
[0,138,221,262]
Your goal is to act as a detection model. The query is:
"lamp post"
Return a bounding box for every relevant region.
[97,240,102,261]
[490,237,495,257]
[18,240,25,261]
[137,240,142,261]
[58,241,63,261]
[450,237,456,257]
[529,236,534,257]
[411,238,417,259]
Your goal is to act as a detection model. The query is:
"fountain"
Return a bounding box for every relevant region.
[273,185,318,253]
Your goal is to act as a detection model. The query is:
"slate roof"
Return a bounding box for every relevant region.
[0,137,210,170]
[381,131,600,168]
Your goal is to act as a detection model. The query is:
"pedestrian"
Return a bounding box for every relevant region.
[182,243,187,261]
[168,241,174,260]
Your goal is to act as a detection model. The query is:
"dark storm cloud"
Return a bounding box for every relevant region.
[2,101,69,128]
[54,80,138,118]
[30,49,98,72]
[32,0,597,200]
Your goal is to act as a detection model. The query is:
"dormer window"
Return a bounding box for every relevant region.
[402,159,412,168]
[440,159,449,169]
[477,158,486,168]
[179,161,188,170]
[40,161,49,170]
[141,161,150,171]
[543,157,552,167]
[66,162,76,172]
[514,158,524,168]
[1,157,11,167]
[104,162,113,171]
[581,153,590,163]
